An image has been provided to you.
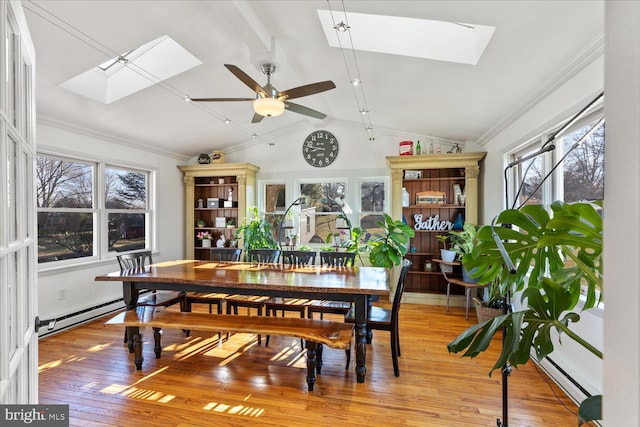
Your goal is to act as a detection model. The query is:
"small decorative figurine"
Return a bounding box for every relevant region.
[216,234,226,248]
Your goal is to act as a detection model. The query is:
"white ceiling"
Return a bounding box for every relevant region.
[23,0,604,158]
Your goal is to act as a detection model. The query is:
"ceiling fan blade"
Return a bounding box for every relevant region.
[252,113,265,123]
[224,64,268,97]
[190,97,254,102]
[278,81,336,100]
[284,101,327,120]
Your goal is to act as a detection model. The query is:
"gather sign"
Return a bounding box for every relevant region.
[413,214,454,231]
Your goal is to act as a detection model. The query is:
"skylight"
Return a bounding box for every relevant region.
[317,10,495,65]
[59,35,201,104]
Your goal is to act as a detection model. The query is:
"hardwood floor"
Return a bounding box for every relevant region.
[38,303,580,426]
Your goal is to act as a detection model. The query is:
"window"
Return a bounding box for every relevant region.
[508,111,605,208]
[105,166,148,252]
[36,155,95,263]
[299,181,347,245]
[36,153,152,265]
[262,182,286,241]
[357,178,387,236]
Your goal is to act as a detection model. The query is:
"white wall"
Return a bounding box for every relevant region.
[478,53,605,405]
[36,122,187,326]
[603,2,640,424]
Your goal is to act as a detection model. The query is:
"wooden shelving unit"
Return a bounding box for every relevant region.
[386,152,486,306]
[178,163,259,260]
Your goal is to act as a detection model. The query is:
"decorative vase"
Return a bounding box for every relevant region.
[453,213,464,230]
[440,249,456,262]
[201,239,211,248]
[461,265,479,283]
[401,187,410,207]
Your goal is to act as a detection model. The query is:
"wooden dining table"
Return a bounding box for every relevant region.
[95,259,390,383]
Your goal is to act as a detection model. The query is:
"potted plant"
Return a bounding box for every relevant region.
[436,234,456,262]
[196,219,206,228]
[234,206,279,257]
[447,201,603,424]
[298,244,314,252]
[197,231,212,248]
[367,213,415,268]
[449,222,478,282]
[472,278,507,323]
[226,219,236,228]
[340,227,370,266]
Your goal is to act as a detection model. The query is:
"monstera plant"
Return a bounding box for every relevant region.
[367,214,415,268]
[447,201,603,423]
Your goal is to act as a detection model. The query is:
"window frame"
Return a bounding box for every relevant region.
[507,107,604,209]
[36,151,155,269]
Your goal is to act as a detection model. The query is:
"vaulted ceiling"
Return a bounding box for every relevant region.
[24,0,604,158]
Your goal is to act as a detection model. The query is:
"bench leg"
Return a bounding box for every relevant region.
[153,327,162,358]
[132,329,143,370]
[305,341,318,391]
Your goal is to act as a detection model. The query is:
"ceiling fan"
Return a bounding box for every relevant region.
[190,64,336,123]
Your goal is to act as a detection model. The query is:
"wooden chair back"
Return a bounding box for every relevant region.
[210,248,242,261]
[282,250,316,265]
[319,251,356,267]
[117,251,153,271]
[248,249,281,263]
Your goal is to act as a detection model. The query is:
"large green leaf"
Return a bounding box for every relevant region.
[578,395,602,425]
[367,213,414,267]
[448,277,601,376]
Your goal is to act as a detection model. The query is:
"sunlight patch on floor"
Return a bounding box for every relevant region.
[203,401,264,417]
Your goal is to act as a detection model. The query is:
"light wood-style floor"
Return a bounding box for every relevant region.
[38,302,580,426]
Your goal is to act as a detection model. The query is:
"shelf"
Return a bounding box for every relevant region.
[403,204,465,209]
[403,177,465,182]
[195,207,238,211]
[195,183,238,187]
[408,271,441,275]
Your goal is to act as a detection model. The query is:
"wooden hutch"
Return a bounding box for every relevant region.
[178,163,259,260]
[386,152,486,306]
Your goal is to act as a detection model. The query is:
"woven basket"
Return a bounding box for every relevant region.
[473,297,503,323]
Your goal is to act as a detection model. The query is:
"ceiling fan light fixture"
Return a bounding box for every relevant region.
[253,97,285,117]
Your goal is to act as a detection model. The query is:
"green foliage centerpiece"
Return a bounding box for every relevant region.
[234,206,279,257]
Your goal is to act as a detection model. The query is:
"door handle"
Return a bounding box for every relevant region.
[34,316,56,332]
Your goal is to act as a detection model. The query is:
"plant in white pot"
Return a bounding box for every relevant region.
[436,234,456,262]
[449,222,478,282]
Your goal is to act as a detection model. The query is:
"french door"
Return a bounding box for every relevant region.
[1,0,37,403]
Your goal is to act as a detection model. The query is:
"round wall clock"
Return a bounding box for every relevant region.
[302,130,339,167]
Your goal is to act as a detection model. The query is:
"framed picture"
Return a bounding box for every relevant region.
[404,170,422,179]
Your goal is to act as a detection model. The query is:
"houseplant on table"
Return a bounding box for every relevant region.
[234,206,279,257]
[447,201,603,424]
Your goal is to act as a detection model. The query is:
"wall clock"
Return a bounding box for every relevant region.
[302,130,339,167]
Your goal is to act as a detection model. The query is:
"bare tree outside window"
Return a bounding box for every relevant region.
[36,156,94,262]
[106,167,148,252]
[36,156,151,263]
[562,121,605,202]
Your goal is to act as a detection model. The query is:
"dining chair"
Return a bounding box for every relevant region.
[186,248,242,314]
[225,248,281,345]
[264,250,316,347]
[319,251,356,267]
[344,259,412,377]
[307,251,356,320]
[117,251,186,352]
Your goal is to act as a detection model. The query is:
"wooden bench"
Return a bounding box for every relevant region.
[105,306,353,391]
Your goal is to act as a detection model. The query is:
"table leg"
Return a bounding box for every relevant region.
[305,341,318,391]
[354,295,367,383]
[122,281,139,309]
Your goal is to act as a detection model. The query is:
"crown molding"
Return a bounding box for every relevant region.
[38,115,191,161]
